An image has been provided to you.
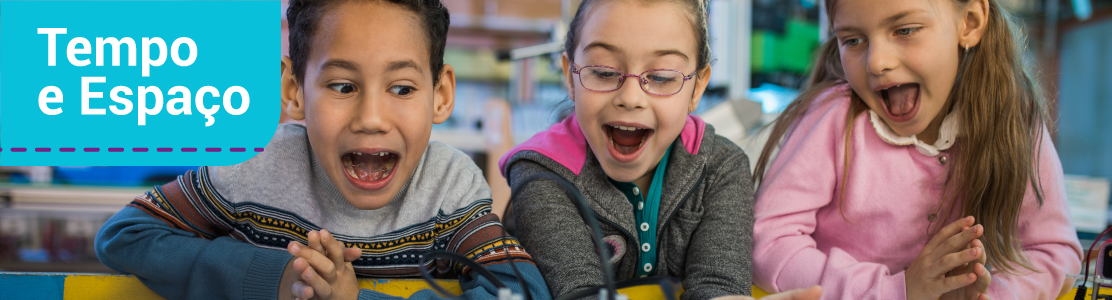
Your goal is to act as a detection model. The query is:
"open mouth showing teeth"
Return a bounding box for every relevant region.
[341,151,397,183]
[879,83,921,116]
[605,124,652,155]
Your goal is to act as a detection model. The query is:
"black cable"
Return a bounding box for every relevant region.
[1084,227,1112,289]
[555,276,681,300]
[499,223,533,300]
[511,172,619,300]
[418,250,509,298]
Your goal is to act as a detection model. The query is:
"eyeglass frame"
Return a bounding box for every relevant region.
[570,62,697,97]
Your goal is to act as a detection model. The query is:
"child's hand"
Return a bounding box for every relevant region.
[940,239,991,300]
[710,286,822,300]
[286,230,363,300]
[904,216,985,300]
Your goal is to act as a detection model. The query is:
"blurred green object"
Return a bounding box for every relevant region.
[752,18,821,74]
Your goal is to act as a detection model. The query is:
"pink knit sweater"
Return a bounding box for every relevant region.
[753,84,1083,299]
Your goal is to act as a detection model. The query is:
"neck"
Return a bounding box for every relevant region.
[632,168,654,200]
[917,99,955,145]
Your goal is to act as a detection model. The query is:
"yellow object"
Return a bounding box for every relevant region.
[0,272,1101,299]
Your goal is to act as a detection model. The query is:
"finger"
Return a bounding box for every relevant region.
[934,247,983,278]
[788,286,822,300]
[935,225,983,261]
[300,265,333,299]
[292,280,314,299]
[288,242,338,281]
[343,247,362,263]
[973,263,991,293]
[762,286,822,300]
[307,230,324,254]
[979,294,990,300]
[926,216,976,253]
[972,240,987,265]
[320,230,345,268]
[938,272,977,292]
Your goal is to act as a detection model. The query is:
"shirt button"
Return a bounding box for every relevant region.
[638,201,644,210]
[939,156,948,165]
[643,263,653,272]
[640,223,650,231]
[641,243,651,252]
[633,187,640,196]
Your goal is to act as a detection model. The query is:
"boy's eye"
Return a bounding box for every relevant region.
[389,85,416,96]
[895,27,920,36]
[328,83,356,94]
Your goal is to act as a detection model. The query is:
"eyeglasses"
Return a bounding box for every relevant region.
[571,63,696,96]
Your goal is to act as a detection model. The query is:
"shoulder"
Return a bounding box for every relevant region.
[205,123,313,198]
[409,141,492,212]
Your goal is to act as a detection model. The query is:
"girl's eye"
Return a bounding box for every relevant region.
[843,38,862,47]
[328,83,356,94]
[896,27,920,36]
[389,85,416,96]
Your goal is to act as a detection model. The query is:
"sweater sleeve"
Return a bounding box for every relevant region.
[507,158,616,298]
[752,90,909,300]
[679,139,755,300]
[95,205,293,300]
[983,128,1082,299]
[356,263,551,300]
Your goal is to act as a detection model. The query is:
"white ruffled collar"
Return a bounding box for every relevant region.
[868,109,960,157]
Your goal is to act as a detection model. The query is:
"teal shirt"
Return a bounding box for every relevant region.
[607,146,672,277]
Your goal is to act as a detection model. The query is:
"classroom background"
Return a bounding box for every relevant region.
[0,0,1110,282]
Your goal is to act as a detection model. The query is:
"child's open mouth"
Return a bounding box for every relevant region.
[878,83,921,123]
[341,151,399,190]
[604,123,653,163]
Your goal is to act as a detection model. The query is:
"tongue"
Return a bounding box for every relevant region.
[886,84,919,116]
[611,128,646,146]
[348,154,396,182]
[611,128,647,155]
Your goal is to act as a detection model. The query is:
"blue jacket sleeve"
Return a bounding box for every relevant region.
[95,206,294,300]
[356,262,552,300]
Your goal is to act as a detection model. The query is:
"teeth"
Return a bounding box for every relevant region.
[611,125,638,131]
[896,84,901,88]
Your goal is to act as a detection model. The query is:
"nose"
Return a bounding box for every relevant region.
[611,75,648,111]
[866,41,899,76]
[349,94,392,135]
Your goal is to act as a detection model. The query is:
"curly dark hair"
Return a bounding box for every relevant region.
[286,0,450,85]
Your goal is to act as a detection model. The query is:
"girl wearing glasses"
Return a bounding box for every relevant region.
[498,0,820,299]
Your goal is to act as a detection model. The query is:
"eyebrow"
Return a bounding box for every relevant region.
[833,9,926,34]
[320,59,360,72]
[583,41,622,54]
[582,41,689,61]
[386,60,423,75]
[651,49,689,61]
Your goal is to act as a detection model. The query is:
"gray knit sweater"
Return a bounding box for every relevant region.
[500,115,755,300]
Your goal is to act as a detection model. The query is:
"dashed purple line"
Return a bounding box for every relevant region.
[7,147,262,153]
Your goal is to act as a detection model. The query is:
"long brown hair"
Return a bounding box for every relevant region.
[753,0,1049,274]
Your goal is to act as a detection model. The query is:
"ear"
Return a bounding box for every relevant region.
[281,56,306,121]
[432,64,457,124]
[958,0,990,48]
[687,66,712,113]
[561,52,575,102]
